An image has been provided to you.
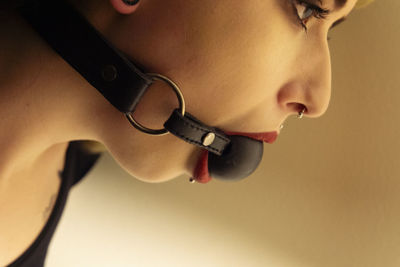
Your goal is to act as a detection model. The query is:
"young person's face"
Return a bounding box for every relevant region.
[100,0,358,182]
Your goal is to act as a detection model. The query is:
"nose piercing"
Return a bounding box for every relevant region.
[297,107,306,119]
[280,124,284,130]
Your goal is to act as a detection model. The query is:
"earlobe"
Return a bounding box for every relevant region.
[109,0,140,15]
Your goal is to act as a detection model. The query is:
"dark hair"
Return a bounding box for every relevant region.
[1,0,29,11]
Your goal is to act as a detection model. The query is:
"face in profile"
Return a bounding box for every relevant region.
[91,0,358,182]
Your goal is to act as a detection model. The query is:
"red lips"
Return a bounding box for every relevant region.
[223,131,278,144]
[192,131,278,184]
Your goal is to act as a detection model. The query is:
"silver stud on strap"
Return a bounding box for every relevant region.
[202,132,215,146]
[101,65,118,82]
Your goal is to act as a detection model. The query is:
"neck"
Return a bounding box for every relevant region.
[0,10,108,180]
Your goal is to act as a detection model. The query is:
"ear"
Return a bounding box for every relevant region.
[109,0,141,15]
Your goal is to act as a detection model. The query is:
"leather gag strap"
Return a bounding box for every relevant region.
[164,109,230,156]
[18,0,232,155]
[18,0,153,114]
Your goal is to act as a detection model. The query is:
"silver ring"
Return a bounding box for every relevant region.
[297,107,306,119]
[125,73,185,135]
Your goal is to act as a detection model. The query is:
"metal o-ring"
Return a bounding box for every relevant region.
[125,73,185,136]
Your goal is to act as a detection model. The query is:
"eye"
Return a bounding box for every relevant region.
[291,0,330,33]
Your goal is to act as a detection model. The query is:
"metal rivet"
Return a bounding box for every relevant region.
[101,65,118,82]
[202,132,215,146]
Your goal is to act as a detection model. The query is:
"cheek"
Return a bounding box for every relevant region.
[172,6,290,127]
[102,1,301,182]
[122,0,296,130]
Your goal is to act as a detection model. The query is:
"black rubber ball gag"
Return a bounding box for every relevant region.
[208,135,264,181]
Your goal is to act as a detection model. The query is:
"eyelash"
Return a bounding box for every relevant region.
[291,0,331,38]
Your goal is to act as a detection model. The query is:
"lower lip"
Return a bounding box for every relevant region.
[193,150,212,184]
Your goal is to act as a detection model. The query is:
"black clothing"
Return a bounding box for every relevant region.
[7,141,102,267]
[1,3,103,266]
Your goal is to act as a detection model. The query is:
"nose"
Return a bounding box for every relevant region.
[278,38,332,119]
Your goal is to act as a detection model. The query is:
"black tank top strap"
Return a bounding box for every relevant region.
[7,141,102,267]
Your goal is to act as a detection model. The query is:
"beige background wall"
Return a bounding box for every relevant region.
[47,1,400,266]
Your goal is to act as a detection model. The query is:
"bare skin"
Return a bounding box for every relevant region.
[0,0,357,264]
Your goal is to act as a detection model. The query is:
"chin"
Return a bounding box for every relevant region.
[127,165,185,183]
[108,145,193,184]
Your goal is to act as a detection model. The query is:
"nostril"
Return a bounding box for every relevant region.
[288,103,307,117]
[297,106,307,119]
[298,104,307,115]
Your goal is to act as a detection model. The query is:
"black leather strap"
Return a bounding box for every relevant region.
[164,109,230,156]
[18,0,153,114]
[18,0,232,155]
